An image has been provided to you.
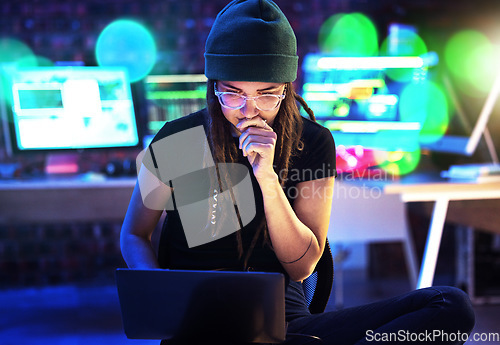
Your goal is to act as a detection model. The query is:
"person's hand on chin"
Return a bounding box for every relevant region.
[236,116,278,183]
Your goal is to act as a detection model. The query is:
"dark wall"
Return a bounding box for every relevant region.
[3,0,499,74]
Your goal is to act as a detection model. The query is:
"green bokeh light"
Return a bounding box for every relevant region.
[333,103,350,117]
[0,38,38,67]
[318,13,378,57]
[375,149,421,176]
[34,56,54,67]
[0,38,39,104]
[399,81,449,144]
[380,29,428,82]
[96,20,157,82]
[445,30,497,95]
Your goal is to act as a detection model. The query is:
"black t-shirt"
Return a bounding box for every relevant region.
[148,108,336,321]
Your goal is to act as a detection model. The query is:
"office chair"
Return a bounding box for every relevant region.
[302,239,334,314]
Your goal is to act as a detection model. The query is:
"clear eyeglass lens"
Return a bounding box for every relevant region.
[220,93,280,110]
[221,93,245,108]
[257,95,281,110]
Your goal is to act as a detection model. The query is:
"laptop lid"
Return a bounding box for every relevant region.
[421,70,500,157]
[115,268,286,343]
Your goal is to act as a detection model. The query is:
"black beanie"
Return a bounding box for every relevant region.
[204,0,298,83]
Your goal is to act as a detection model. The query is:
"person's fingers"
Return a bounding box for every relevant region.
[240,134,276,157]
[238,126,277,152]
[236,116,270,132]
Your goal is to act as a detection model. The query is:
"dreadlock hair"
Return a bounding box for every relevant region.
[205,79,316,268]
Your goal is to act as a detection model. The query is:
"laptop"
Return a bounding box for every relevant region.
[115,268,286,343]
[421,70,500,159]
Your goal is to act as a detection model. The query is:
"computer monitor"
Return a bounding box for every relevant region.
[301,54,433,153]
[144,74,207,137]
[1,66,141,155]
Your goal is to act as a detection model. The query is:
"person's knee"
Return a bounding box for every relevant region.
[430,286,475,334]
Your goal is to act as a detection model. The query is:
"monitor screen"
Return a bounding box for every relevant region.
[2,66,141,153]
[144,74,207,136]
[301,54,429,152]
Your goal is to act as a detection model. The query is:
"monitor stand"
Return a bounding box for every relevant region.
[45,153,79,175]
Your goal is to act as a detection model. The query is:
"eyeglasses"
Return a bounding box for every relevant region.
[214,82,286,111]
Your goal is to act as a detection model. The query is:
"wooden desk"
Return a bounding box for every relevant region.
[0,176,136,225]
[385,175,500,289]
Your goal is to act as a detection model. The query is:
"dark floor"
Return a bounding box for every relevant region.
[0,270,498,345]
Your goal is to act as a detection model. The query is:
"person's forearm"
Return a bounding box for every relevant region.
[120,233,160,269]
[258,174,322,281]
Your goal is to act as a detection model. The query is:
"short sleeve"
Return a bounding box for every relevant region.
[286,121,337,187]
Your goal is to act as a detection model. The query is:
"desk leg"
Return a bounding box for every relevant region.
[417,198,450,289]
